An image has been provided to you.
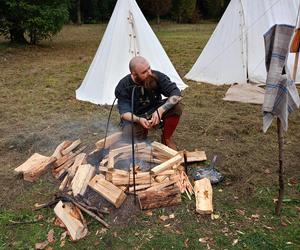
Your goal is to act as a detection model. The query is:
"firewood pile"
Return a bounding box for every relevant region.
[14,132,209,241]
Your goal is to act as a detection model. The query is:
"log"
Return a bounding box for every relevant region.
[15,153,49,174]
[59,174,69,191]
[71,164,95,196]
[138,186,181,210]
[106,171,151,186]
[88,175,126,208]
[146,180,177,192]
[107,142,147,169]
[52,141,72,159]
[128,184,151,192]
[180,150,207,163]
[15,153,56,182]
[151,141,178,158]
[155,175,168,183]
[194,178,213,214]
[95,132,123,149]
[151,154,183,174]
[61,139,82,156]
[68,153,87,178]
[54,145,86,168]
[54,201,88,241]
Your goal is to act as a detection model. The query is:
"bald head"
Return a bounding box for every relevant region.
[129,56,152,83]
[129,56,149,73]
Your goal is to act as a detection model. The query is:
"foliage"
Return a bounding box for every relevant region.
[200,0,230,20]
[0,0,70,44]
[137,0,172,25]
[171,0,197,23]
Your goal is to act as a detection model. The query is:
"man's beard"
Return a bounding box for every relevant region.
[136,74,158,90]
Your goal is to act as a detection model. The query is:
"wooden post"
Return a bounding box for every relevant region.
[275,118,284,215]
[292,52,299,81]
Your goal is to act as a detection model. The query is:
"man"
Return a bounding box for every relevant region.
[114,56,183,150]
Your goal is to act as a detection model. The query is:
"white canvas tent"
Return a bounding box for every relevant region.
[76,0,187,105]
[185,0,300,85]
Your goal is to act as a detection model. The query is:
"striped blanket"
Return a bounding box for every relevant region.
[263,24,300,132]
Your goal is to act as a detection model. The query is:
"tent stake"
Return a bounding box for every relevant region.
[275,118,284,216]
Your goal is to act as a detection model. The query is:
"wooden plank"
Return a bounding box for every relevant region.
[151,141,178,158]
[61,139,82,156]
[54,201,88,241]
[151,154,183,175]
[71,164,95,196]
[194,178,213,214]
[95,132,123,149]
[88,175,126,208]
[138,186,181,210]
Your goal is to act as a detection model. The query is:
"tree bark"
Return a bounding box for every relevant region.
[275,118,284,215]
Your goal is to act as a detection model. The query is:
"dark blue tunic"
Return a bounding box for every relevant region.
[115,70,181,121]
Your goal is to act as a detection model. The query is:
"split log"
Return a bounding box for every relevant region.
[14,153,56,182]
[128,184,151,192]
[180,150,207,163]
[107,142,147,169]
[106,171,151,186]
[61,139,81,156]
[95,132,122,149]
[151,141,178,158]
[138,186,181,210]
[155,169,176,176]
[52,141,72,159]
[151,154,183,174]
[54,201,88,241]
[68,153,87,178]
[59,174,70,191]
[194,178,213,214]
[89,175,126,208]
[155,175,168,183]
[54,145,86,168]
[71,164,95,196]
[145,180,177,192]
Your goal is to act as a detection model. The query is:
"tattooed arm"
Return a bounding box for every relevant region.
[150,95,182,126]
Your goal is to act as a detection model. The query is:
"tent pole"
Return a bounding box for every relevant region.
[275,118,284,215]
[292,52,299,81]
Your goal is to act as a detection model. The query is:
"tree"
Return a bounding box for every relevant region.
[200,0,230,20]
[138,0,172,25]
[171,0,197,23]
[0,0,70,44]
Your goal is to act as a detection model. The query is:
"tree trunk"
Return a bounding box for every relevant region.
[156,14,160,25]
[9,28,27,44]
[76,0,81,25]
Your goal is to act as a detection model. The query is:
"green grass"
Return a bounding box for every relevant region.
[0,22,299,249]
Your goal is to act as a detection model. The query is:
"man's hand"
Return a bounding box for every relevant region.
[139,117,151,129]
[149,107,164,127]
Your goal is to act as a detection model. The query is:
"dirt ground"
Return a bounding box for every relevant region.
[0,23,299,248]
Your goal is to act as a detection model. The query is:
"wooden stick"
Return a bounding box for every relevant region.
[275,118,284,215]
[292,52,299,81]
